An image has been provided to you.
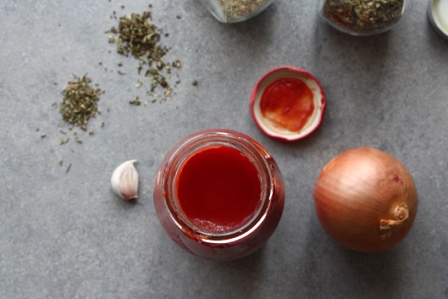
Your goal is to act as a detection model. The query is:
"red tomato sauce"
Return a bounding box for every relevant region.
[175,146,261,232]
[260,78,315,132]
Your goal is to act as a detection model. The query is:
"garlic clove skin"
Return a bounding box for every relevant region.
[111,159,139,200]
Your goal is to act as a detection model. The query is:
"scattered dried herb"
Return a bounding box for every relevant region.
[321,0,404,34]
[130,97,142,106]
[219,0,270,20]
[106,8,181,102]
[60,75,102,127]
[59,138,70,145]
[112,11,167,61]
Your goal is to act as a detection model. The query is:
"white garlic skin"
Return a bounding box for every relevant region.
[111,159,139,200]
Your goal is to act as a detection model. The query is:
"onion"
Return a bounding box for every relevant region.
[313,147,418,253]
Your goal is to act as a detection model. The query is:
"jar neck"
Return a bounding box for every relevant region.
[162,130,274,242]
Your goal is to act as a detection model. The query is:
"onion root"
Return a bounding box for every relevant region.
[379,204,409,240]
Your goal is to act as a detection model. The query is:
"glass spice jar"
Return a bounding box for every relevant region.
[198,0,275,23]
[319,0,407,36]
[153,129,285,261]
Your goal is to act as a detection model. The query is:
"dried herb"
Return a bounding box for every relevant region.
[219,0,270,20]
[113,11,167,61]
[129,97,142,106]
[59,138,70,145]
[321,0,404,34]
[107,9,181,101]
[60,75,102,127]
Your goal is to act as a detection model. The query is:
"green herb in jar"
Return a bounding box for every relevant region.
[219,0,270,20]
[321,0,404,34]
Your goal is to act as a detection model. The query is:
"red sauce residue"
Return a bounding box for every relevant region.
[176,146,261,232]
[260,77,315,132]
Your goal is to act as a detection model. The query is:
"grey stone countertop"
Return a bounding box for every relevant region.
[1,0,447,298]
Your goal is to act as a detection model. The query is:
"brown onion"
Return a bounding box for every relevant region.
[313,147,418,253]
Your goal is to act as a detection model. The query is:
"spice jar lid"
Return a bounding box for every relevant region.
[250,66,326,142]
[428,0,448,39]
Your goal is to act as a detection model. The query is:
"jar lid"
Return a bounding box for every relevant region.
[428,0,448,39]
[250,66,326,142]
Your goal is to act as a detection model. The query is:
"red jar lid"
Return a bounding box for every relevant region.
[250,66,326,142]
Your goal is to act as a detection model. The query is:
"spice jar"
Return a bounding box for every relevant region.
[153,129,285,261]
[319,0,407,36]
[428,0,448,40]
[198,0,275,23]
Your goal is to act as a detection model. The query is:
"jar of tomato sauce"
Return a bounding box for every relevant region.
[153,129,285,261]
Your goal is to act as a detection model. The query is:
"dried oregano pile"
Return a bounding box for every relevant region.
[54,6,179,131]
[59,75,102,128]
[107,8,181,102]
[50,74,104,148]
[46,5,182,166]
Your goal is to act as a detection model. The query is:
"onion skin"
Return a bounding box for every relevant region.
[313,147,418,253]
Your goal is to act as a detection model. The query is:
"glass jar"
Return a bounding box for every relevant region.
[319,0,407,36]
[198,0,275,23]
[153,129,285,261]
[428,0,448,40]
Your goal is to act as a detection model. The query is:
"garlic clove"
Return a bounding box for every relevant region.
[111,159,139,200]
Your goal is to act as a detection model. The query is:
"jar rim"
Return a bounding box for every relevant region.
[162,130,274,243]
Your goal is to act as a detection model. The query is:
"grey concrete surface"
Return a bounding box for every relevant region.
[1,0,447,298]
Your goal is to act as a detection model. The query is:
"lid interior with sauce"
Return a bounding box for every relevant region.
[251,67,326,142]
